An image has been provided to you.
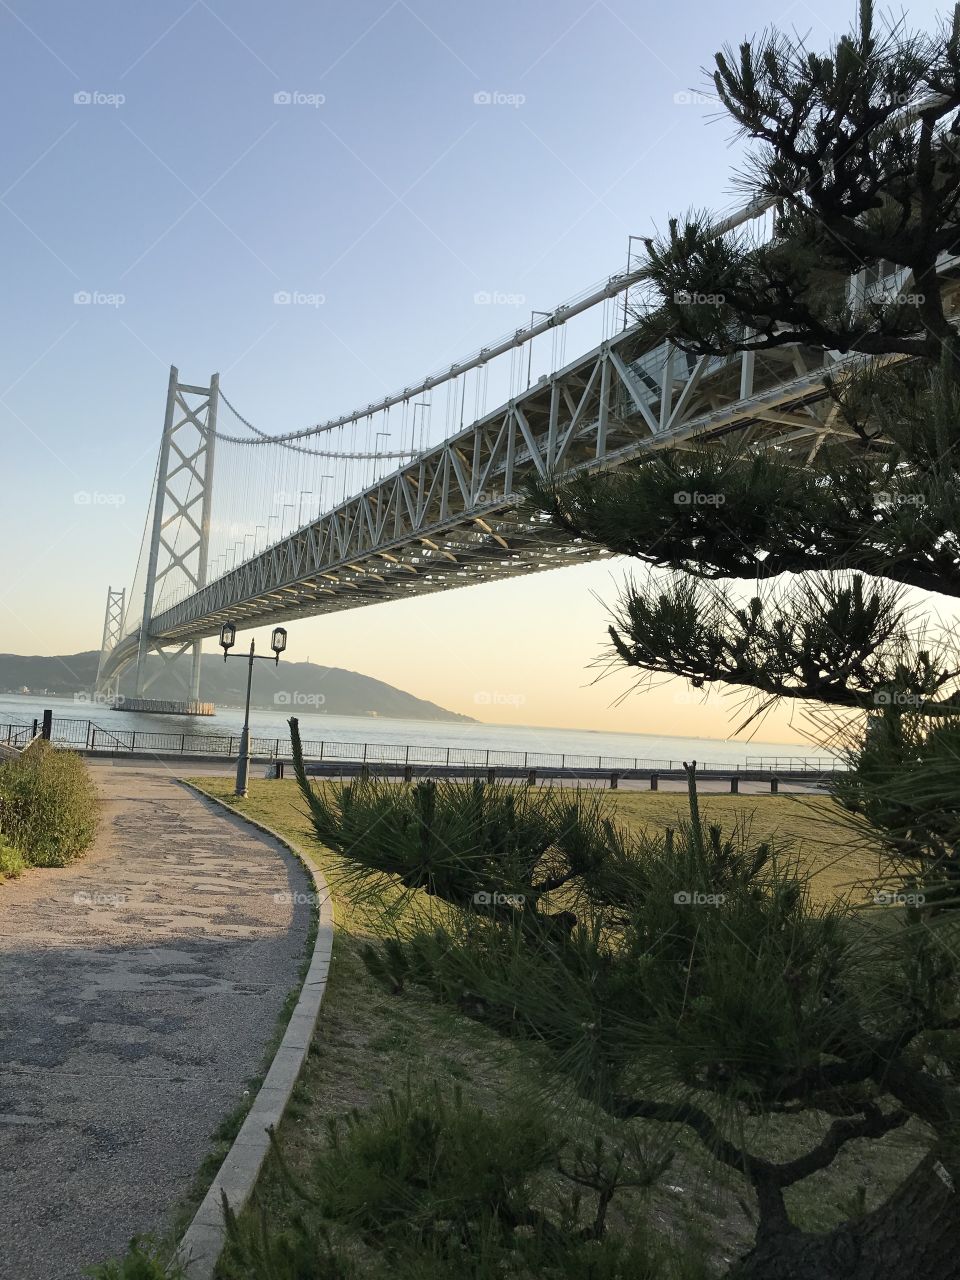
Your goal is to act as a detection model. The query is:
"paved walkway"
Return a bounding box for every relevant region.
[0,761,313,1280]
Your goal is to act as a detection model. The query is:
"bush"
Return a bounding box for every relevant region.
[0,743,98,867]
[0,832,25,879]
[219,1082,710,1280]
[86,1236,184,1279]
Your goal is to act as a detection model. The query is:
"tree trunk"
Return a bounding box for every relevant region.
[725,1151,960,1280]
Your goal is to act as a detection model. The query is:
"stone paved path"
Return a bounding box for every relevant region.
[0,761,312,1280]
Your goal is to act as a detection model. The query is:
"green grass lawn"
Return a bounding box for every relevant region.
[606,790,885,904]
[189,776,927,1277]
[199,777,886,911]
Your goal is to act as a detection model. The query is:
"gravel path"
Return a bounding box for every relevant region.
[0,761,313,1280]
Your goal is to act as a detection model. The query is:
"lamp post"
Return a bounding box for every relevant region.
[371,431,389,485]
[297,489,313,527]
[412,400,430,453]
[219,623,288,798]
[526,310,551,388]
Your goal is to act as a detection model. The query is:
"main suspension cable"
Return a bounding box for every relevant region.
[214,387,416,458]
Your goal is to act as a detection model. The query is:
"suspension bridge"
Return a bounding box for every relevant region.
[93,197,935,709]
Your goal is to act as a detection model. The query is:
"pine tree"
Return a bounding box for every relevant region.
[523,3,960,1274]
[291,6,960,1277]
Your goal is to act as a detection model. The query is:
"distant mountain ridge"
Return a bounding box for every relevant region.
[0,652,474,723]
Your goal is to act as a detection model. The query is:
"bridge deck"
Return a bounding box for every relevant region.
[99,256,960,688]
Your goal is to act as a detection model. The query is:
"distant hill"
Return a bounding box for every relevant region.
[0,652,475,723]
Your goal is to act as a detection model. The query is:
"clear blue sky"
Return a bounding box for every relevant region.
[1,1,951,740]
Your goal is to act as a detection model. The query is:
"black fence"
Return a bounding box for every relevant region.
[745,755,842,773]
[0,715,845,775]
[0,723,37,749]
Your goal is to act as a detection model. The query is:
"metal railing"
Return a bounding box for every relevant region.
[0,723,37,749]
[746,755,844,772]
[0,717,845,773]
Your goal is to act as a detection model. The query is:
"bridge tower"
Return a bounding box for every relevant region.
[94,586,125,702]
[135,366,218,701]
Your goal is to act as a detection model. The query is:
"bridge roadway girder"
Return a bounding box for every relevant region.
[100,268,960,684]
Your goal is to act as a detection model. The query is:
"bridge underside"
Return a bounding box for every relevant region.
[102,527,612,683]
[101,273,953,688]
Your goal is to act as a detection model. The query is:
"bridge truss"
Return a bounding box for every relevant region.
[96,236,959,698]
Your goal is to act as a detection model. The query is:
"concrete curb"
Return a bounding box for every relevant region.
[172,783,334,1279]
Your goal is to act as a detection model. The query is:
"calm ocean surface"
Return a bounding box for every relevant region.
[0,694,834,768]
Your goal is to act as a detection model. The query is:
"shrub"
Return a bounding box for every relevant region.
[0,742,98,867]
[304,752,960,1277]
[220,1082,708,1280]
[86,1237,183,1279]
[0,833,25,879]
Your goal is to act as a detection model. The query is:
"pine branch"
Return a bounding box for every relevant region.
[606,572,960,716]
